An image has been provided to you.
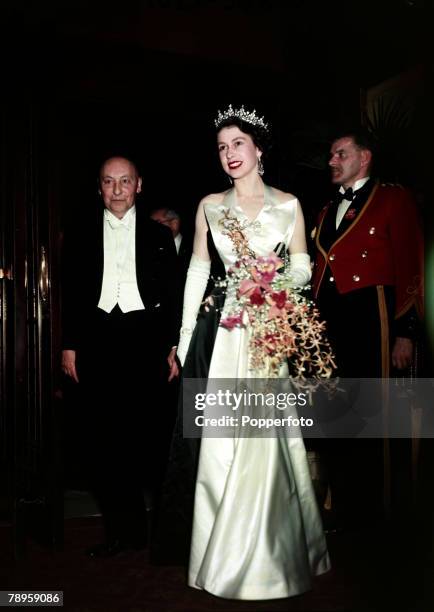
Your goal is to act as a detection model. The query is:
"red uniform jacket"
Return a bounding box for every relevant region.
[312,182,423,321]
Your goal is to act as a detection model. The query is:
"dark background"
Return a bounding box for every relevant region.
[2,0,430,234]
[0,4,433,601]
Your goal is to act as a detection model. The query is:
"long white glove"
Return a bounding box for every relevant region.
[176,254,211,366]
[287,252,312,287]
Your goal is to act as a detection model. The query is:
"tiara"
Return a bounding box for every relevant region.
[214,104,269,131]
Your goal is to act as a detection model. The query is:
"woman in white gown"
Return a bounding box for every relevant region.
[168,105,330,600]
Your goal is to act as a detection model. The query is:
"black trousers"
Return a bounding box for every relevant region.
[314,284,396,527]
[76,305,170,543]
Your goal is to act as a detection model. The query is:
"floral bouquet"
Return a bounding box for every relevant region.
[219,251,336,381]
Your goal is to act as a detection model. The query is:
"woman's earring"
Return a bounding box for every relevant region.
[257,158,264,176]
[227,175,233,185]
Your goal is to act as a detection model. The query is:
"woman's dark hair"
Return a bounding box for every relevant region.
[216,116,272,158]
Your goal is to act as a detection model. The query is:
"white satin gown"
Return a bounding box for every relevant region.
[188,186,330,600]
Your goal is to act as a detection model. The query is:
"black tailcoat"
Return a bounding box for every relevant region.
[62,202,179,353]
[61,201,180,545]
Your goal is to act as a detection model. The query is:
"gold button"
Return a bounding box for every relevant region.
[369,227,376,235]
[329,254,335,261]
[353,274,360,282]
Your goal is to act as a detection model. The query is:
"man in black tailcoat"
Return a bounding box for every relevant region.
[61,155,179,556]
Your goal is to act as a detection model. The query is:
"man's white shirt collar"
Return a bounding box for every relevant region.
[339,176,370,195]
[104,205,136,230]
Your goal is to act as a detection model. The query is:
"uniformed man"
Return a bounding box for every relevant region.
[311,128,423,529]
[312,129,423,378]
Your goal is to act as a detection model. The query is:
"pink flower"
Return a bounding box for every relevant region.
[260,252,284,268]
[251,264,274,285]
[220,314,243,330]
[269,290,287,309]
[265,290,288,318]
[238,279,259,297]
[249,253,283,285]
[249,287,266,306]
[251,265,275,285]
[268,252,285,269]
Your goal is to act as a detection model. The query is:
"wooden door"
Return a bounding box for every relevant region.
[0,98,63,557]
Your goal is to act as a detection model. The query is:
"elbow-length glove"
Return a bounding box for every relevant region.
[287,252,312,287]
[176,254,211,366]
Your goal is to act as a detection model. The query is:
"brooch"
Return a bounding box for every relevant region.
[344,208,357,220]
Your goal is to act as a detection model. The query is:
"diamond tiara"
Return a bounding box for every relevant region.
[214,104,269,132]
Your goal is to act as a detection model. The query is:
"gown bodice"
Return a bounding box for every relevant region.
[203,185,299,269]
[202,186,299,380]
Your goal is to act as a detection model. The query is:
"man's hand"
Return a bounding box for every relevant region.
[167,347,180,382]
[392,337,413,370]
[62,349,79,383]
